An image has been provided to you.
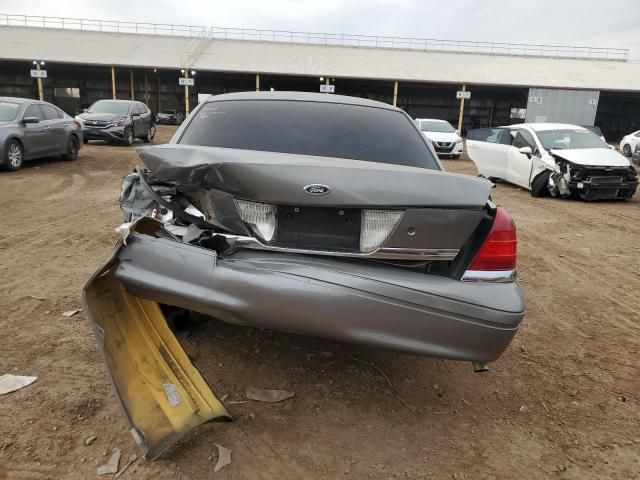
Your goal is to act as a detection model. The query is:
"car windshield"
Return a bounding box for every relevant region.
[537,129,609,150]
[0,101,19,121]
[180,100,439,169]
[419,120,455,133]
[88,101,130,115]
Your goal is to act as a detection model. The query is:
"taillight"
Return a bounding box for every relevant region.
[75,121,82,129]
[465,207,517,277]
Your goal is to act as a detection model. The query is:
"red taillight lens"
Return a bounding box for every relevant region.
[468,207,517,271]
[75,121,82,129]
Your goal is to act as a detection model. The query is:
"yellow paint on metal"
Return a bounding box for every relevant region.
[184,69,190,115]
[393,80,398,107]
[35,63,43,101]
[83,245,231,459]
[111,66,116,99]
[130,70,135,100]
[457,83,466,133]
[256,73,260,91]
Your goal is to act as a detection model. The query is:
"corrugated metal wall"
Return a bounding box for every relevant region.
[526,88,600,125]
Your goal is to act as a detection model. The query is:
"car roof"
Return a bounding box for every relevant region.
[0,96,37,104]
[204,91,400,111]
[93,99,135,104]
[509,123,589,132]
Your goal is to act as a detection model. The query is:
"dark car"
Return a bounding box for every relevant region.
[156,110,185,125]
[0,97,82,171]
[78,99,155,146]
[84,92,525,458]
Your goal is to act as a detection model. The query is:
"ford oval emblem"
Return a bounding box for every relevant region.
[303,184,331,195]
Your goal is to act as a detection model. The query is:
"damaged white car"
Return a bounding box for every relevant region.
[466,123,638,200]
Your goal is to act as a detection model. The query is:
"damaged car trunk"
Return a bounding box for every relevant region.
[84,92,525,458]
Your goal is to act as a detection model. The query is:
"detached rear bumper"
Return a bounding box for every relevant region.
[115,232,525,363]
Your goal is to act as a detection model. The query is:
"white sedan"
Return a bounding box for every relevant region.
[466,123,638,201]
[620,130,640,157]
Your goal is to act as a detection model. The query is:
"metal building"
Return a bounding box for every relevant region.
[0,14,639,139]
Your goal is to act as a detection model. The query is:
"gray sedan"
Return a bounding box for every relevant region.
[84,91,525,459]
[0,97,83,171]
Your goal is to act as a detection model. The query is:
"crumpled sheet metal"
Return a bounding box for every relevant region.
[82,218,232,459]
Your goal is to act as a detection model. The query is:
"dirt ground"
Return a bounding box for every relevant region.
[1,125,639,480]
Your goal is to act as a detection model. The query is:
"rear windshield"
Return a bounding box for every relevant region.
[537,129,609,150]
[179,100,439,169]
[0,102,19,122]
[88,101,130,115]
[420,120,455,133]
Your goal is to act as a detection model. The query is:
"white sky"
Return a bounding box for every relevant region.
[1,0,638,57]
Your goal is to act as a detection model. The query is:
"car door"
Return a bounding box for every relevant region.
[21,104,48,159]
[506,129,538,188]
[39,103,68,154]
[131,103,143,137]
[137,102,151,135]
[466,128,512,179]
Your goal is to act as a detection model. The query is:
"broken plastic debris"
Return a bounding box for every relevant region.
[214,444,232,472]
[97,448,122,476]
[0,374,37,395]
[115,453,138,479]
[246,387,294,403]
[62,309,82,318]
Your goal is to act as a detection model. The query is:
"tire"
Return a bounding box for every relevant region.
[124,128,134,146]
[622,144,632,157]
[3,139,24,171]
[143,125,156,143]
[83,138,89,145]
[531,171,551,197]
[62,136,79,161]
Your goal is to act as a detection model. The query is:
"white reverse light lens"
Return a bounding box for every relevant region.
[360,210,403,253]
[235,199,277,242]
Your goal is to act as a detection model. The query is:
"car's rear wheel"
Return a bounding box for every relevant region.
[62,136,79,161]
[143,125,156,143]
[623,144,632,156]
[4,140,24,171]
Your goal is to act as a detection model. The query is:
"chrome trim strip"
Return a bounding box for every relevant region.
[461,269,517,283]
[220,234,459,261]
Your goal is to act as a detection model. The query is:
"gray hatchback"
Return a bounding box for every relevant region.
[0,97,83,171]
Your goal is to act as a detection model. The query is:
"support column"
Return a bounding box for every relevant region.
[393,81,399,107]
[156,75,161,113]
[111,67,116,99]
[256,74,260,92]
[457,84,466,133]
[184,69,190,115]
[130,70,135,100]
[35,63,43,101]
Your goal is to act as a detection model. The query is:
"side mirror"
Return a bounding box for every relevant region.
[518,146,533,156]
[22,117,40,124]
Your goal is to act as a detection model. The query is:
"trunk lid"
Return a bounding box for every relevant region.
[137,144,492,208]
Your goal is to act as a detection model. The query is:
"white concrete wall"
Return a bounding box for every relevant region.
[2,26,640,92]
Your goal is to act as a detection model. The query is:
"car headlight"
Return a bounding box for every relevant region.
[235,200,277,242]
[455,138,463,144]
[115,116,128,126]
[360,210,403,253]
